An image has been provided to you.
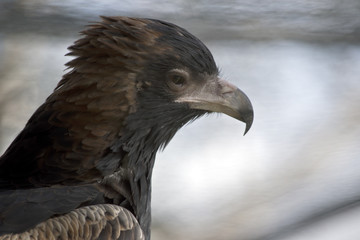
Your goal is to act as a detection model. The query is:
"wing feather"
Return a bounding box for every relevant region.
[0,204,144,240]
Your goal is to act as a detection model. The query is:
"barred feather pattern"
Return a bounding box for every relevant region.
[0,204,144,240]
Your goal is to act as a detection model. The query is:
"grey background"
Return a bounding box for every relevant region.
[1,1,360,239]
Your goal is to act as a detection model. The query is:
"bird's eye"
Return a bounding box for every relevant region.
[171,75,186,86]
[167,69,189,91]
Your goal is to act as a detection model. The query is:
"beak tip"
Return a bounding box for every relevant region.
[243,123,251,136]
[242,112,254,136]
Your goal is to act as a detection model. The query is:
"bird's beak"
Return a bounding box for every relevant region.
[176,78,254,135]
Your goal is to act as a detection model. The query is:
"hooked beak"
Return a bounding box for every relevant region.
[176,78,254,135]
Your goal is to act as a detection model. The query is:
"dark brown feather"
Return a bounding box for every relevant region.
[0,16,236,240]
[0,204,144,240]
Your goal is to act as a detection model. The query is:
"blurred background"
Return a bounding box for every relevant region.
[1,1,360,239]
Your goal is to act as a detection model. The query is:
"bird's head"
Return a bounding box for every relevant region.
[57,16,253,158]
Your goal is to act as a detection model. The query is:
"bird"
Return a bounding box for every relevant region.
[0,16,253,240]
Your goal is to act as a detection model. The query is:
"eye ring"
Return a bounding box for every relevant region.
[166,69,189,91]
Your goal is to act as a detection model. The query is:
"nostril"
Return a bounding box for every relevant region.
[222,88,234,95]
[218,79,238,95]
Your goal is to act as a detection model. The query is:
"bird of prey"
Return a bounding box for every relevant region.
[0,16,253,240]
